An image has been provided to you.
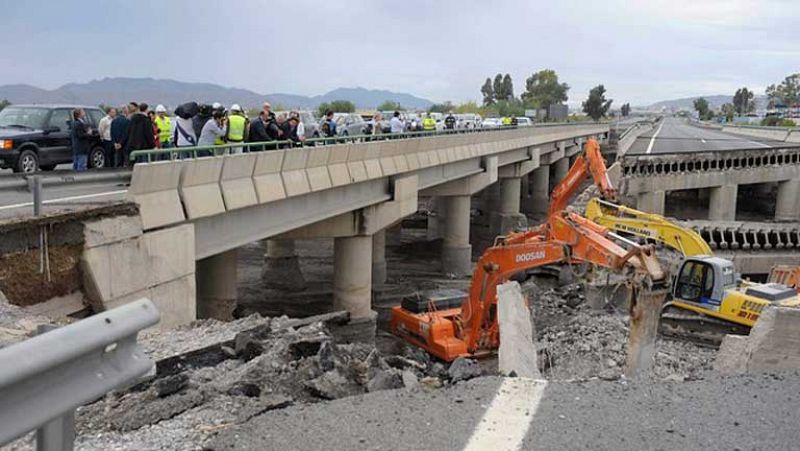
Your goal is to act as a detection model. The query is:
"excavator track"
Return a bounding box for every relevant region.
[658,303,750,347]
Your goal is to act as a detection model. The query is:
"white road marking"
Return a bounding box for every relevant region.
[645,121,665,154]
[464,378,548,451]
[701,138,707,144]
[0,189,128,211]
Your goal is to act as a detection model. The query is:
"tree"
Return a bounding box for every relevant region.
[693,97,711,120]
[499,74,514,101]
[620,103,631,117]
[492,74,505,103]
[481,78,495,106]
[317,100,355,116]
[720,103,735,122]
[454,101,482,114]
[0,99,10,112]
[521,69,569,116]
[377,100,404,111]
[766,73,800,108]
[732,87,754,115]
[428,101,455,113]
[582,84,612,121]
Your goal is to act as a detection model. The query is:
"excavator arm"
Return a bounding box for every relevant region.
[585,197,713,257]
[548,138,616,216]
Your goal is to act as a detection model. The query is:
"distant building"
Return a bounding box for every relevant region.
[548,104,568,121]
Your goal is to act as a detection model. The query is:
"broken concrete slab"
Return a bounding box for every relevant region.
[82,215,143,248]
[497,281,541,379]
[714,335,748,374]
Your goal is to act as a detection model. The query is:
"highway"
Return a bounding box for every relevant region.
[627,117,786,155]
[204,374,800,450]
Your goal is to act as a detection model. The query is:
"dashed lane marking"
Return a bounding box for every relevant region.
[463,378,548,451]
[645,121,665,154]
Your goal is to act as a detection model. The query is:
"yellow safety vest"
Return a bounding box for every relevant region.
[502,117,512,126]
[154,115,172,143]
[228,114,247,142]
[423,117,436,130]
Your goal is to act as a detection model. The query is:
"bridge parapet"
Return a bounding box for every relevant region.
[681,220,800,252]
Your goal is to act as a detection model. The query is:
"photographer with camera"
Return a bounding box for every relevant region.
[197,109,228,156]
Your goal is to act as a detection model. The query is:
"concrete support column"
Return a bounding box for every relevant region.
[196,249,238,320]
[709,185,738,221]
[553,157,570,185]
[636,190,665,215]
[333,235,373,319]
[490,177,527,236]
[372,230,387,288]
[262,238,306,290]
[442,195,473,276]
[775,179,800,221]
[527,166,550,216]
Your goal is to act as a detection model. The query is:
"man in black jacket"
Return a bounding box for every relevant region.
[70,108,91,172]
[125,103,156,165]
[247,110,270,151]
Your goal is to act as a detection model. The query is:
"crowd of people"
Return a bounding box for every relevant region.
[71,102,465,171]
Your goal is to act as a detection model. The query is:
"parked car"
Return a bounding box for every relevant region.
[297,111,320,139]
[0,104,107,173]
[481,117,502,129]
[456,113,482,129]
[333,113,368,136]
[516,117,533,127]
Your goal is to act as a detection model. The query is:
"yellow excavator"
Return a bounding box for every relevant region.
[586,197,800,343]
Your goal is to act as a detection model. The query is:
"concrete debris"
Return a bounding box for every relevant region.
[447,357,483,382]
[497,281,541,379]
[714,306,800,374]
[525,279,716,380]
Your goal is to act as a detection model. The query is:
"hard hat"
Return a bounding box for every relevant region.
[212,102,222,110]
[155,104,166,113]
[230,104,242,112]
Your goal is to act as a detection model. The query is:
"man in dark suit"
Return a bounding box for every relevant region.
[125,102,156,165]
[247,110,270,151]
[70,108,91,172]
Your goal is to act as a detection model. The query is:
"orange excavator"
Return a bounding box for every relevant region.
[768,265,800,293]
[390,138,667,361]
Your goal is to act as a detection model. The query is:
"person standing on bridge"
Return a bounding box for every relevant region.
[390,111,405,135]
[422,113,436,133]
[226,104,249,153]
[70,108,91,172]
[444,112,456,130]
[247,110,270,151]
[110,106,129,167]
[98,107,116,168]
[153,105,172,150]
[126,103,156,165]
[197,110,227,156]
[173,102,198,158]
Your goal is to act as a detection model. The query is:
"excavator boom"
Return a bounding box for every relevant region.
[548,139,616,216]
[585,198,713,256]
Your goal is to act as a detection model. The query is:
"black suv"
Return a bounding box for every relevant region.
[0,104,107,173]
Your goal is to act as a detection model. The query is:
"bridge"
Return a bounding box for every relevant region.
[53,124,608,330]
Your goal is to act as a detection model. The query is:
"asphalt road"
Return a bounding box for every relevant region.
[206,373,800,451]
[0,174,128,220]
[627,118,785,155]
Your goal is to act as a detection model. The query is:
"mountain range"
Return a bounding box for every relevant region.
[0,77,434,110]
[647,94,768,111]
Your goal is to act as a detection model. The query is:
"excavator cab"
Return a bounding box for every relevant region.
[672,256,735,309]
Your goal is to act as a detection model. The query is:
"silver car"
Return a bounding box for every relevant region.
[334,113,368,136]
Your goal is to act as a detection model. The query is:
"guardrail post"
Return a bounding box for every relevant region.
[33,175,43,216]
[33,324,74,451]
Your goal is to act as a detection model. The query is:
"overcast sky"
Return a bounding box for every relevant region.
[1,0,797,106]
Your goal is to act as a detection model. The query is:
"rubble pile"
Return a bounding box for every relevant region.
[54,314,482,450]
[524,280,717,381]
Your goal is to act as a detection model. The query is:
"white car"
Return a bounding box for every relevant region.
[481,118,502,129]
[516,117,533,127]
[456,113,482,129]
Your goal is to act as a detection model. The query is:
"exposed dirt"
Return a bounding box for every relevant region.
[0,244,83,306]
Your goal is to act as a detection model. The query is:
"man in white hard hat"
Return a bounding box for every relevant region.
[153,104,172,151]
[226,104,249,154]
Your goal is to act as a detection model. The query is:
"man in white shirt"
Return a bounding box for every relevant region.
[97,107,116,167]
[390,111,405,134]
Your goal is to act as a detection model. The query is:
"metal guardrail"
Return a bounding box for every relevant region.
[0,299,159,450]
[0,169,131,191]
[128,121,609,162]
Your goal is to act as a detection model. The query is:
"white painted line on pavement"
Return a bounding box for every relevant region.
[645,121,665,154]
[701,138,707,144]
[464,378,548,451]
[0,189,128,211]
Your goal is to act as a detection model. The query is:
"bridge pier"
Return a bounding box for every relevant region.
[262,239,306,290]
[333,236,373,319]
[636,190,665,215]
[442,195,473,276]
[553,157,570,188]
[490,176,528,236]
[775,179,800,221]
[526,166,550,216]
[709,185,738,221]
[196,249,238,320]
